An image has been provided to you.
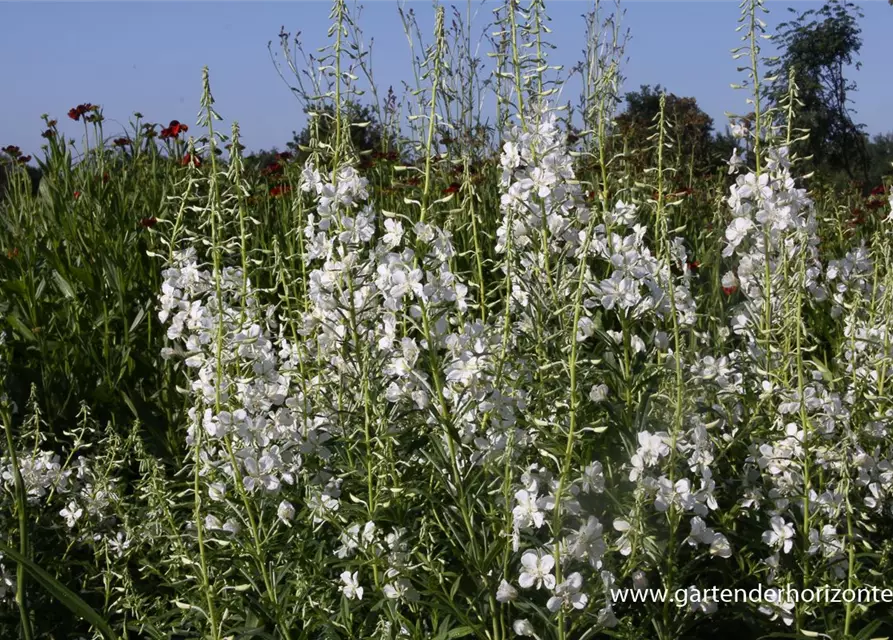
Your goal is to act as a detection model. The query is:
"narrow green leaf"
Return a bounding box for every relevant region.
[0,541,119,640]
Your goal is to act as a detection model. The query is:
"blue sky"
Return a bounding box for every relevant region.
[1,1,890,156]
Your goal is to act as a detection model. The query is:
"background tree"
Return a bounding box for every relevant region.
[768,0,869,184]
[286,100,391,163]
[865,132,893,189]
[614,84,717,178]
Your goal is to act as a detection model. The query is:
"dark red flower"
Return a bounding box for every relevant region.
[270,184,292,197]
[139,217,158,228]
[275,151,292,161]
[722,285,738,296]
[160,120,189,140]
[443,182,461,195]
[6,247,19,260]
[17,155,31,164]
[68,103,97,122]
[262,163,283,176]
[687,260,700,272]
[73,191,81,200]
[2,145,21,157]
[41,129,56,139]
[182,153,201,167]
[113,138,131,147]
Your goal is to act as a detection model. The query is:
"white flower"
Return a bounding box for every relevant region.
[609,200,638,226]
[496,579,518,603]
[728,147,747,174]
[630,431,670,481]
[340,571,363,600]
[580,462,605,494]
[762,516,795,554]
[382,218,404,249]
[108,531,131,558]
[518,550,556,590]
[60,501,83,528]
[547,572,588,612]
[710,532,732,558]
[222,519,240,535]
[589,384,609,403]
[721,270,739,291]
[724,217,754,253]
[277,500,295,525]
[383,577,417,601]
[512,489,545,530]
[613,519,633,556]
[512,619,538,638]
[208,482,225,501]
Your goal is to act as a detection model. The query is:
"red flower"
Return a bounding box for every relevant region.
[687,260,701,272]
[73,191,81,200]
[42,129,56,139]
[113,138,131,147]
[68,103,97,122]
[182,153,201,167]
[160,120,188,140]
[17,155,31,164]
[270,184,291,197]
[262,162,283,176]
[722,285,738,296]
[139,217,158,228]
[443,182,460,195]
[275,151,293,161]
[2,145,21,157]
